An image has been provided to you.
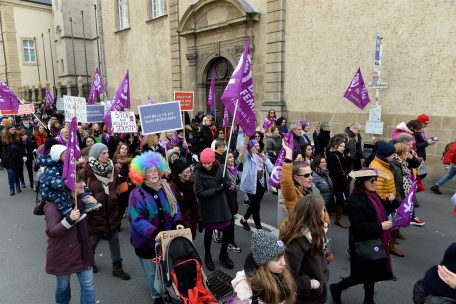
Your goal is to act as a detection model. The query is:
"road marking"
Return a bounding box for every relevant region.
[233,214,279,236]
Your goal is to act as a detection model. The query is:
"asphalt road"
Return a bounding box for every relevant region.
[0,170,455,304]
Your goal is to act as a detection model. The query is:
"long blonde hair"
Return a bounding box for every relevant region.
[247,257,296,304]
[280,194,326,258]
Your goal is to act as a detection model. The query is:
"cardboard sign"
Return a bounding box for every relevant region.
[110,111,138,133]
[174,91,194,111]
[365,120,384,135]
[160,228,192,260]
[138,101,183,135]
[56,98,64,111]
[86,105,105,123]
[64,95,87,122]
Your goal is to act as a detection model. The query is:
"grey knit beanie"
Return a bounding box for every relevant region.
[251,230,285,266]
[89,143,108,160]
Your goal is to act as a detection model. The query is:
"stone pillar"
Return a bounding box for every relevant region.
[22,85,28,100]
[30,85,35,103]
[66,79,71,96]
[77,76,83,97]
[37,81,43,105]
[17,86,22,101]
[56,80,62,97]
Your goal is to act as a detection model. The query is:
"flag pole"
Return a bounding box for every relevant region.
[18,98,46,128]
[329,101,343,125]
[73,102,77,211]
[222,100,238,177]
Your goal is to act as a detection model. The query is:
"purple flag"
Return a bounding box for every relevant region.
[62,116,81,191]
[103,71,130,131]
[268,132,294,189]
[222,107,229,128]
[221,38,257,137]
[45,87,53,107]
[87,67,105,105]
[392,181,417,229]
[343,68,371,110]
[263,117,276,132]
[208,71,216,110]
[146,96,154,105]
[0,81,19,112]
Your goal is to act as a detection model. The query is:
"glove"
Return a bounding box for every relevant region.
[23,157,27,162]
[216,185,224,193]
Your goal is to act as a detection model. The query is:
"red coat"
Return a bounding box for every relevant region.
[44,202,94,275]
[443,142,456,165]
[35,134,47,148]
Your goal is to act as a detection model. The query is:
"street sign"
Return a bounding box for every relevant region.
[367,82,388,89]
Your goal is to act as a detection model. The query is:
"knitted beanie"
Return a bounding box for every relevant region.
[89,143,108,160]
[200,148,215,163]
[248,139,258,150]
[417,114,430,124]
[172,159,189,174]
[376,142,395,158]
[50,144,67,161]
[251,230,285,266]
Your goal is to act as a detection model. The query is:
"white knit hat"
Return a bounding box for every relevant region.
[50,145,67,161]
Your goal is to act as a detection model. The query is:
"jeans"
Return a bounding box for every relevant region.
[6,168,20,191]
[139,257,163,299]
[55,268,95,304]
[435,164,456,187]
[336,275,375,302]
[90,232,121,262]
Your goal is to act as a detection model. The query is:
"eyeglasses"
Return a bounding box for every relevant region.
[368,177,377,183]
[296,173,312,178]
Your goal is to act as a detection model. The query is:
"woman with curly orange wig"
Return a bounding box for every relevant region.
[128,151,184,303]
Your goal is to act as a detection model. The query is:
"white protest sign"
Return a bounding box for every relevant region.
[365,120,384,135]
[110,111,138,133]
[56,98,64,111]
[369,105,382,122]
[64,95,87,122]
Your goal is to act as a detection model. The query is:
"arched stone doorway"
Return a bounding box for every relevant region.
[205,57,233,123]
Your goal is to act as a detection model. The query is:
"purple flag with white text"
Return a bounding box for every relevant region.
[222,107,229,128]
[268,132,294,189]
[263,117,276,132]
[343,68,371,110]
[221,38,256,137]
[45,87,54,107]
[208,71,216,110]
[146,96,154,105]
[392,181,417,229]
[103,71,130,131]
[0,81,19,112]
[62,116,81,191]
[87,67,105,105]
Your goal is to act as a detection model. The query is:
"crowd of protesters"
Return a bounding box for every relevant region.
[0,107,455,304]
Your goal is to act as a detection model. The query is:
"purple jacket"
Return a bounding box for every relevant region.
[44,203,94,275]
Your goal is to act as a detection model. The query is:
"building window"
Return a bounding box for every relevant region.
[118,0,129,29]
[23,40,36,64]
[151,0,166,19]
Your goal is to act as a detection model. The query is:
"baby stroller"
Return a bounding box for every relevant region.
[156,236,233,304]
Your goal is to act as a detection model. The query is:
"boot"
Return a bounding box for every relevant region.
[10,189,14,196]
[334,205,347,228]
[219,251,234,269]
[388,230,405,257]
[205,255,215,271]
[112,260,131,280]
[153,297,164,304]
[329,283,342,304]
[16,186,22,193]
[92,264,98,273]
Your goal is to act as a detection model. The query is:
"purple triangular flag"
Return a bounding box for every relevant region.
[392,181,417,229]
[221,38,256,137]
[146,96,154,105]
[45,87,54,107]
[343,68,371,110]
[62,116,81,191]
[0,81,19,112]
[222,107,229,128]
[208,71,216,110]
[87,67,105,105]
[103,71,130,132]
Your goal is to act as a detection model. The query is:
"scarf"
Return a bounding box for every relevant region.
[226,165,237,187]
[392,154,413,195]
[88,156,114,195]
[365,191,392,272]
[144,178,178,216]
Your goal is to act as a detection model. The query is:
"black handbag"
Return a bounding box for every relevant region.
[33,184,45,216]
[354,239,388,261]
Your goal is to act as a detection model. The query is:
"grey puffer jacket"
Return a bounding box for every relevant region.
[312,169,333,206]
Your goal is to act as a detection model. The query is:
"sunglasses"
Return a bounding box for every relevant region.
[368,177,377,183]
[296,173,312,178]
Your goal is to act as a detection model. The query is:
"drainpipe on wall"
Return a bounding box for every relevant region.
[96,0,108,97]
[0,8,8,86]
[176,0,182,91]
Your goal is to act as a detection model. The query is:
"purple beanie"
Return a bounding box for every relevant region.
[248,139,258,149]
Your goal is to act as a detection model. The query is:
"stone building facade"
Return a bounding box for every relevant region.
[93,0,456,185]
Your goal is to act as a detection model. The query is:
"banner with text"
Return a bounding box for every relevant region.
[86,105,105,123]
[138,101,183,135]
[111,111,138,133]
[174,91,194,111]
[64,95,87,122]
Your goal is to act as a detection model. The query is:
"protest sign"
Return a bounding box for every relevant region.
[138,101,183,135]
[86,105,105,123]
[56,98,64,111]
[18,103,35,115]
[160,228,192,259]
[64,95,87,122]
[174,91,194,111]
[110,111,138,133]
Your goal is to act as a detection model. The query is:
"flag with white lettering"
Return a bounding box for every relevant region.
[87,67,105,105]
[392,181,417,229]
[62,116,80,191]
[343,68,371,110]
[0,81,19,112]
[103,71,130,131]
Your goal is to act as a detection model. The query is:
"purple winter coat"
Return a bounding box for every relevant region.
[44,202,94,275]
